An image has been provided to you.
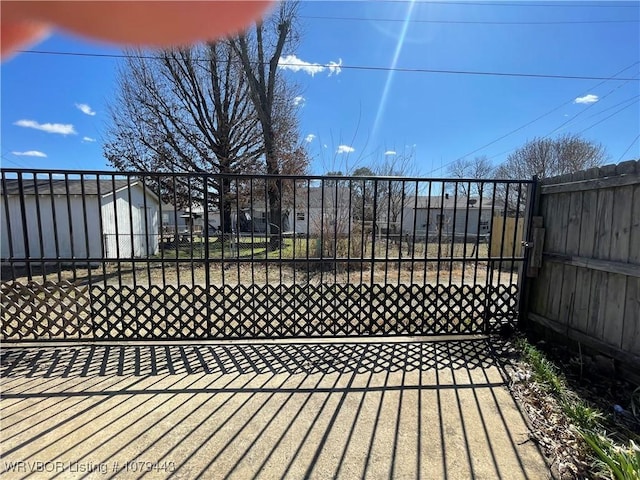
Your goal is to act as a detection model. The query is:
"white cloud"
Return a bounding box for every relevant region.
[337,145,355,154]
[75,103,96,116]
[12,150,47,157]
[293,96,305,107]
[14,119,77,135]
[279,54,343,77]
[384,150,397,156]
[327,59,343,76]
[574,94,599,104]
[83,136,96,142]
[305,134,316,143]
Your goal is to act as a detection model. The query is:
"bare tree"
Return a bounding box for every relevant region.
[352,167,376,223]
[230,2,300,248]
[104,43,264,232]
[495,134,607,180]
[447,156,494,197]
[494,134,607,214]
[375,151,418,232]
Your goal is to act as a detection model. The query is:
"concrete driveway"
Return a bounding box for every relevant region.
[1,338,549,479]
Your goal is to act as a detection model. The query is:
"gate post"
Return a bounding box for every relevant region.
[517,176,540,329]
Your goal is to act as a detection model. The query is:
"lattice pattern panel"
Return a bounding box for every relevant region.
[1,281,92,340]
[485,284,520,332]
[1,281,520,341]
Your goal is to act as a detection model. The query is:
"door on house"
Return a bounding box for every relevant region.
[133,206,155,257]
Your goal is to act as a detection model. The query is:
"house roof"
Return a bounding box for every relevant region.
[0,179,157,201]
[411,195,499,210]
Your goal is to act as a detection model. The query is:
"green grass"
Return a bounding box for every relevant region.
[516,338,566,396]
[563,399,604,430]
[152,237,490,262]
[581,432,640,480]
[516,338,640,480]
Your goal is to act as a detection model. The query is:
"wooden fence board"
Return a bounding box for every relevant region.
[587,271,608,338]
[553,193,572,324]
[594,188,614,259]
[545,192,561,252]
[630,184,640,264]
[578,189,598,258]
[560,265,577,328]
[548,262,564,322]
[603,273,626,349]
[610,185,633,262]
[490,217,524,259]
[543,254,640,278]
[573,268,592,334]
[622,277,640,356]
[538,194,558,321]
[566,191,583,256]
[540,171,640,194]
[562,192,582,329]
[532,255,551,317]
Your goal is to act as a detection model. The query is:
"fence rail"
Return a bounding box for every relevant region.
[1,169,533,341]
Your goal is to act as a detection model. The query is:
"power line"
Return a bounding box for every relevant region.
[543,73,639,137]
[301,15,639,25]
[617,134,640,162]
[18,49,640,81]
[577,97,639,135]
[1,154,29,169]
[489,96,640,160]
[427,61,640,174]
[485,97,639,162]
[582,94,640,120]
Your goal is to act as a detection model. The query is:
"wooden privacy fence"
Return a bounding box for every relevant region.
[526,160,640,369]
[490,217,524,260]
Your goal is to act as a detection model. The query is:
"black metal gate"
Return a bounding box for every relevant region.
[1,169,535,341]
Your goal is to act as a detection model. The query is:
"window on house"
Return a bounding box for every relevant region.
[296,212,305,221]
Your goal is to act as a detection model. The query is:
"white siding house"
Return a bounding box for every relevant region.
[401,194,496,239]
[1,178,161,261]
[243,184,353,237]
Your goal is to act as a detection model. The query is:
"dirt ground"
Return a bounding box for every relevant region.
[2,261,519,289]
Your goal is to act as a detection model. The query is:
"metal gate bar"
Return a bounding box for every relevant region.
[1,169,534,342]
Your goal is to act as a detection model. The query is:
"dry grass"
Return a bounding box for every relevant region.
[2,260,519,289]
[0,237,522,288]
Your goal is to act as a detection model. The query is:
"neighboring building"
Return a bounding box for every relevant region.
[290,184,352,236]
[401,194,497,240]
[1,178,161,260]
[217,185,503,241]
[160,206,221,236]
[241,184,353,237]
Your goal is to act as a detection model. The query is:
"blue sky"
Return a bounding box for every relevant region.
[1,1,639,176]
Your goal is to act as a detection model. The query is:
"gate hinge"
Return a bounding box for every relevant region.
[521,241,533,248]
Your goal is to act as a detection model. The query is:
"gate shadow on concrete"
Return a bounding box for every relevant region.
[0,339,548,479]
[1,339,500,378]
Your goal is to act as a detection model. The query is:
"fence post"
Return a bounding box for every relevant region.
[204,175,212,338]
[517,176,540,330]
